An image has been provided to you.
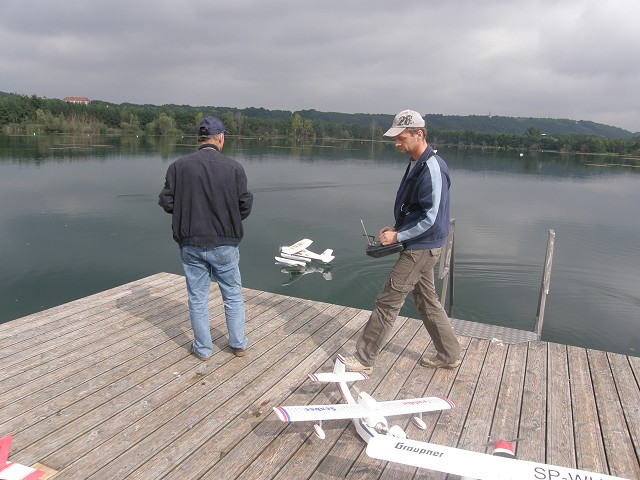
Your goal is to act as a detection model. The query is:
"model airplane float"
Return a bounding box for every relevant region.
[272,355,454,442]
[365,434,629,480]
[0,434,45,480]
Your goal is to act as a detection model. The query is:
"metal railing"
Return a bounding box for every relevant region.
[438,220,555,341]
[438,219,456,317]
[534,229,555,339]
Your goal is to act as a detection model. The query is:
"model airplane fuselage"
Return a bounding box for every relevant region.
[366,434,629,480]
[273,355,454,442]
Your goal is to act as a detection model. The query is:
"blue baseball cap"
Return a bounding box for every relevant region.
[197,116,225,137]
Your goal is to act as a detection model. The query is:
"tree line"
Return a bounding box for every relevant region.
[1,92,638,155]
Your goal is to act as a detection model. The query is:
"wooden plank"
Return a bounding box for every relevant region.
[490,342,527,446]
[412,336,485,480]
[0,273,176,337]
[546,342,574,467]
[0,273,176,362]
[590,351,640,479]
[0,279,188,404]
[0,275,184,378]
[455,339,508,454]
[623,354,640,465]
[0,296,193,437]
[516,340,547,463]
[567,345,607,474]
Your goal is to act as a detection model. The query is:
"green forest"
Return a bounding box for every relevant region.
[1,92,639,155]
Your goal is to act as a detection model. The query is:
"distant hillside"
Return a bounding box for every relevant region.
[1,91,637,140]
[295,109,636,139]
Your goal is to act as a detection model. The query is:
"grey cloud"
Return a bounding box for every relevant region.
[1,0,638,131]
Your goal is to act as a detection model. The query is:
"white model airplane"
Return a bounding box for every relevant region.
[0,434,45,480]
[275,238,335,266]
[273,355,454,442]
[366,435,629,480]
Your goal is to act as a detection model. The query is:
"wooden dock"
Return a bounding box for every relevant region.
[1,272,638,479]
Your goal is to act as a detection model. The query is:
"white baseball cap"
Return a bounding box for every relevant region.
[383,109,426,137]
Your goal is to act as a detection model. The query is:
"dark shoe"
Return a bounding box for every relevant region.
[189,344,210,361]
[342,354,373,374]
[420,354,461,369]
[231,347,246,357]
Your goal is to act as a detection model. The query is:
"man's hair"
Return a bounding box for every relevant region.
[198,132,224,143]
[406,127,427,139]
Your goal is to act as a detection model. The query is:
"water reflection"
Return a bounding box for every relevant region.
[277,263,333,286]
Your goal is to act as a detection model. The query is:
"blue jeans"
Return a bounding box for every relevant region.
[180,245,247,358]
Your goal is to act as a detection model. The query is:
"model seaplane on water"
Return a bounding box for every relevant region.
[272,355,455,442]
[275,239,334,285]
[275,238,335,266]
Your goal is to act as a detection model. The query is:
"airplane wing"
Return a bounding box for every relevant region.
[366,436,628,480]
[308,372,369,382]
[281,239,313,255]
[375,396,454,417]
[273,403,371,423]
[273,396,452,423]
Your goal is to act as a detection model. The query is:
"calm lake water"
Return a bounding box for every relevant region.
[1,134,639,357]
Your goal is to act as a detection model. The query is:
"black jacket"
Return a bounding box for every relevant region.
[158,144,253,247]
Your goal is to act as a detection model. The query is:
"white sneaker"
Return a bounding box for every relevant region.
[342,354,373,374]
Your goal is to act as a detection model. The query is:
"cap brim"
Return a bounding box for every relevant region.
[383,126,406,137]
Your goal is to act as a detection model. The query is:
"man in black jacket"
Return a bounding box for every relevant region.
[159,116,253,360]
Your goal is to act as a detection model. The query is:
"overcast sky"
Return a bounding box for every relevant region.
[2,0,638,133]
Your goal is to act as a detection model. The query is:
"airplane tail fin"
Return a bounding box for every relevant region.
[319,249,335,263]
[308,355,368,383]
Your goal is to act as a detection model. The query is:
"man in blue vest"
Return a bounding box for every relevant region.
[159,116,253,360]
[344,109,461,374]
